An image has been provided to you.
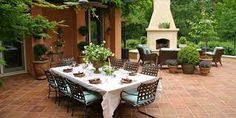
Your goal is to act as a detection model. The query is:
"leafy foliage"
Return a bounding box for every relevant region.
[122,0,152,43]
[198,40,236,55]
[215,0,236,41]
[0,0,65,41]
[30,15,59,39]
[126,36,147,49]
[84,42,112,62]
[178,36,187,44]
[33,44,48,60]
[177,45,200,65]
[188,10,218,45]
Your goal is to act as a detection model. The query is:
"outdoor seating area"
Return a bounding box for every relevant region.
[0,58,235,118]
[1,0,236,118]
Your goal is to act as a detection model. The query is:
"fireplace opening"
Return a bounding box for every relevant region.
[156,38,169,49]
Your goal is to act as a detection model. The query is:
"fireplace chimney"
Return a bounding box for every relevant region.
[146,0,179,51]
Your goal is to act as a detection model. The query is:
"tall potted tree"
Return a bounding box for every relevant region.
[30,15,59,80]
[33,44,49,80]
[178,45,200,74]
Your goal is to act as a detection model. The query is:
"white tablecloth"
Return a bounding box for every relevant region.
[50,65,162,118]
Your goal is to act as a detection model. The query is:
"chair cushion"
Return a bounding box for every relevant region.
[213,47,224,55]
[74,91,101,105]
[121,91,154,107]
[142,45,151,54]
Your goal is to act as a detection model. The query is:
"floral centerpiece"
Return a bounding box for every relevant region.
[83,42,113,73]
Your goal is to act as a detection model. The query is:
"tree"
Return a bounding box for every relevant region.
[0,0,65,42]
[121,0,153,40]
[188,10,218,48]
[216,0,236,50]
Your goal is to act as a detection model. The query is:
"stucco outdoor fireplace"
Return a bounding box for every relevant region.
[146,0,179,51]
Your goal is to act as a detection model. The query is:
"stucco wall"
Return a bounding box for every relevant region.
[26,6,121,76]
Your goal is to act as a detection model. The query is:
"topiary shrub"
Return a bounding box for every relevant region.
[33,44,48,61]
[178,36,187,44]
[79,26,88,36]
[177,45,199,65]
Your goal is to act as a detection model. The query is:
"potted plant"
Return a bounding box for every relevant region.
[33,44,49,80]
[177,45,200,74]
[159,22,170,29]
[178,36,187,48]
[166,59,178,73]
[79,26,88,36]
[199,61,211,76]
[84,42,113,73]
[53,27,65,52]
[77,41,89,63]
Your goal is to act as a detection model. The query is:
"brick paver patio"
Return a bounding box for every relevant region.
[0,58,236,118]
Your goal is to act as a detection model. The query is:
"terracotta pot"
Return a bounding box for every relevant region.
[33,60,49,80]
[91,60,104,74]
[182,64,195,74]
[200,67,210,76]
[168,65,178,73]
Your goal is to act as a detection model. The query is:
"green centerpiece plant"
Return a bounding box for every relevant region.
[83,42,113,73]
[178,45,200,74]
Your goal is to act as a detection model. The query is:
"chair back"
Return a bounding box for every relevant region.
[55,76,69,92]
[141,65,159,77]
[158,48,179,65]
[66,79,86,104]
[137,46,145,60]
[137,78,160,106]
[213,48,224,62]
[111,58,124,69]
[45,70,57,86]
[124,62,139,72]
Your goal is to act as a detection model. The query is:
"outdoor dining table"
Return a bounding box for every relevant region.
[50,64,161,118]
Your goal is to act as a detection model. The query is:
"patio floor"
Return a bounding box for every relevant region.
[0,58,236,118]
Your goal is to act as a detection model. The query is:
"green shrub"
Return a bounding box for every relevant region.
[33,44,48,61]
[126,37,147,49]
[198,41,236,55]
[177,45,200,65]
[178,36,187,44]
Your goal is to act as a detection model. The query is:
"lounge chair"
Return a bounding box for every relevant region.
[205,47,224,67]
